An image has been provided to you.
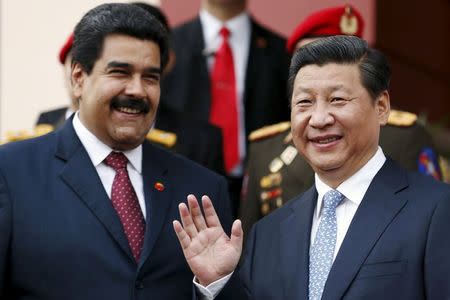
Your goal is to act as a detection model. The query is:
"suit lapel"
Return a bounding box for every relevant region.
[138,142,172,268]
[56,120,134,262]
[279,186,316,299]
[322,159,409,299]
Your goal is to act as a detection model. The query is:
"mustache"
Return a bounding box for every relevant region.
[110,96,150,114]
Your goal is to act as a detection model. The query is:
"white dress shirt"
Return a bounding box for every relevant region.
[72,112,147,219]
[195,147,387,299]
[199,9,251,176]
[312,147,386,261]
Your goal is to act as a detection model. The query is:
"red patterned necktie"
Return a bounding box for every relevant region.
[105,152,146,262]
[209,26,239,173]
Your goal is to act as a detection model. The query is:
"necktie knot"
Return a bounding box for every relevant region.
[323,189,344,211]
[105,152,128,171]
[219,26,230,39]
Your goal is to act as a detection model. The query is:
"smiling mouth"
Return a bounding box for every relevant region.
[116,107,142,114]
[310,136,342,144]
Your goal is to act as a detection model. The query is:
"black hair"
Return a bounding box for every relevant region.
[288,35,391,101]
[72,3,169,74]
[132,2,170,34]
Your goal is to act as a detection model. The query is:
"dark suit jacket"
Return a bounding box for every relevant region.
[161,17,291,136]
[36,106,225,174]
[224,159,450,299]
[0,119,232,299]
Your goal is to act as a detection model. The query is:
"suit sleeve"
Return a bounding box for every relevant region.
[424,188,450,298]
[0,168,12,296]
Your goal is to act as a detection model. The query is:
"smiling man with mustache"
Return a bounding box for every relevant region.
[0,3,233,299]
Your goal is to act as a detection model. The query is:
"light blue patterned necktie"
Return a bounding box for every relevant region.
[309,189,345,300]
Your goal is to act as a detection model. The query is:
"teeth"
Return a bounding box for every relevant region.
[118,107,140,114]
[316,137,339,144]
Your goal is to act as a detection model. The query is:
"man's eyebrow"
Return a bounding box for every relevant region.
[143,66,162,75]
[295,84,350,93]
[106,61,131,69]
[106,61,162,75]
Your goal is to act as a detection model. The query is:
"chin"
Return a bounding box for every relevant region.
[310,157,344,172]
[111,131,146,150]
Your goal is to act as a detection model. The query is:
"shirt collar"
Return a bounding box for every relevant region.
[72,112,142,173]
[314,146,386,218]
[199,9,250,49]
[65,107,75,120]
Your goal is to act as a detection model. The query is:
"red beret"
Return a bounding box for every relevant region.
[286,5,364,54]
[58,33,74,65]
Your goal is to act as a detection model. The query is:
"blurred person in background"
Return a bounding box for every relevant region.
[161,0,291,217]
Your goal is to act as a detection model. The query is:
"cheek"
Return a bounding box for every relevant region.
[291,111,308,134]
[290,111,308,148]
[150,88,160,106]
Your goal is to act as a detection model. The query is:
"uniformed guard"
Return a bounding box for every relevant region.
[239,5,444,234]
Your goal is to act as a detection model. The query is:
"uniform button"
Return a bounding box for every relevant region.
[135,280,144,289]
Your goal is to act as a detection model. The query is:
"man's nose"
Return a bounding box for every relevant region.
[125,76,146,99]
[309,103,334,128]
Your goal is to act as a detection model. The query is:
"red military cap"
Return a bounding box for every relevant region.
[58,33,74,65]
[286,5,365,54]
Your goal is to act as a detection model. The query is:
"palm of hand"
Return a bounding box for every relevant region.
[185,227,240,285]
[173,195,243,286]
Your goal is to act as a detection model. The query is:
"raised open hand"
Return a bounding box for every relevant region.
[173,194,243,286]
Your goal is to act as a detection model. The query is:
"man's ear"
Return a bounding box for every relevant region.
[376,90,390,126]
[71,62,86,100]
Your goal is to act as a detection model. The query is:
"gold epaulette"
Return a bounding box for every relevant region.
[439,156,450,184]
[146,128,177,148]
[34,124,54,136]
[2,124,55,144]
[248,122,291,142]
[388,109,417,127]
[3,130,32,143]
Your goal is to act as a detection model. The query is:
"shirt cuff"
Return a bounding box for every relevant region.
[193,272,234,300]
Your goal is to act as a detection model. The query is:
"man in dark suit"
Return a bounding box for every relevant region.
[161,0,291,215]
[0,3,232,299]
[173,36,450,299]
[239,4,444,234]
[36,3,225,175]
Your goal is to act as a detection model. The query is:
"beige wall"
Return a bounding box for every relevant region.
[0,0,159,138]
